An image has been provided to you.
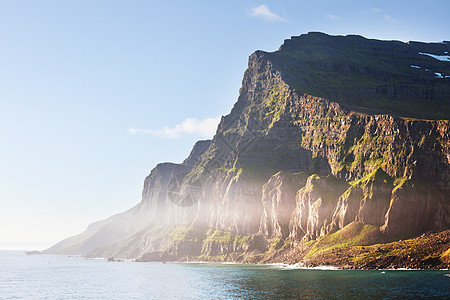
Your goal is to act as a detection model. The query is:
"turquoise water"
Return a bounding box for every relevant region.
[0,251,449,299]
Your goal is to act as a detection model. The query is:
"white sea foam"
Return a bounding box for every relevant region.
[435,72,444,78]
[268,263,289,267]
[276,265,340,270]
[282,264,304,270]
[410,65,421,68]
[268,263,341,270]
[267,263,299,269]
[310,266,339,270]
[383,268,421,271]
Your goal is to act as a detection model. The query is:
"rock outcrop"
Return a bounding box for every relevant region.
[46,33,450,268]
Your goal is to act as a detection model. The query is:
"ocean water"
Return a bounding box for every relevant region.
[0,251,449,299]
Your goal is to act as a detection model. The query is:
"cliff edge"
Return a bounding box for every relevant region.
[46,33,450,269]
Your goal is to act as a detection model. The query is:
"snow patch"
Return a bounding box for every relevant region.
[419,52,450,62]
[410,65,421,69]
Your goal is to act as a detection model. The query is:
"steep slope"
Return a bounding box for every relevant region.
[45,141,211,256]
[47,33,450,268]
[44,204,147,256]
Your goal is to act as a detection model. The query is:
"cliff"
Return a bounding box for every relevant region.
[46,33,450,268]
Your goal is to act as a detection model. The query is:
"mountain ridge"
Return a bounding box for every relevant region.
[46,32,450,269]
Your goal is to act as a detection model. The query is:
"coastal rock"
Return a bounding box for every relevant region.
[289,175,348,241]
[259,172,309,239]
[47,33,450,267]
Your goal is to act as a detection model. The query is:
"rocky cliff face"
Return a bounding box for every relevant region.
[47,33,450,267]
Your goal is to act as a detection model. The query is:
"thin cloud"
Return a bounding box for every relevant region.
[326,14,340,20]
[384,15,397,23]
[249,4,286,23]
[129,116,221,139]
[362,8,382,14]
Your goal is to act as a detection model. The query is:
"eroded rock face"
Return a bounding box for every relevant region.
[140,162,177,222]
[330,187,361,231]
[289,175,349,241]
[381,181,450,237]
[47,33,450,262]
[259,172,308,239]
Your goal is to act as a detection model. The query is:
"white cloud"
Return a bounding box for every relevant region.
[326,14,340,20]
[249,4,286,22]
[384,14,397,22]
[129,116,221,139]
[362,8,382,14]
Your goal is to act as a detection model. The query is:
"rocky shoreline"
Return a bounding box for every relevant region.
[133,229,450,270]
[303,230,450,270]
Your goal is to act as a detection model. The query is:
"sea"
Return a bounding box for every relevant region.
[0,251,449,299]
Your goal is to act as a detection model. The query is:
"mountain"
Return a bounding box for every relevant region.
[46,32,450,269]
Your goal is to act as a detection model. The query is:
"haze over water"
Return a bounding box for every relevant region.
[1,251,449,299]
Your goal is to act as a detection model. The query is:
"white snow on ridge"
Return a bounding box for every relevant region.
[410,65,421,69]
[419,52,450,62]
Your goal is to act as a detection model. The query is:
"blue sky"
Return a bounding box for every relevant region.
[1,0,449,250]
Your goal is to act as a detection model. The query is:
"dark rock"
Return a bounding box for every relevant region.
[25,251,42,255]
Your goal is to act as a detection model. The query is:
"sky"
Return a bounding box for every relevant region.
[1,0,449,250]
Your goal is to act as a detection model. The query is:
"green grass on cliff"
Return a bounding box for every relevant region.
[305,222,380,258]
[305,230,450,269]
[202,229,250,245]
[392,177,408,193]
[203,229,233,244]
[349,230,450,268]
[274,36,450,120]
[305,174,349,202]
[441,248,450,264]
[169,226,206,243]
[349,167,392,188]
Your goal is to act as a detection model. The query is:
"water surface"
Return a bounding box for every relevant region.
[0,251,448,299]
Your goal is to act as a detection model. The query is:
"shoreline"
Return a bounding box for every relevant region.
[91,255,450,271]
[23,251,450,271]
[41,230,450,270]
